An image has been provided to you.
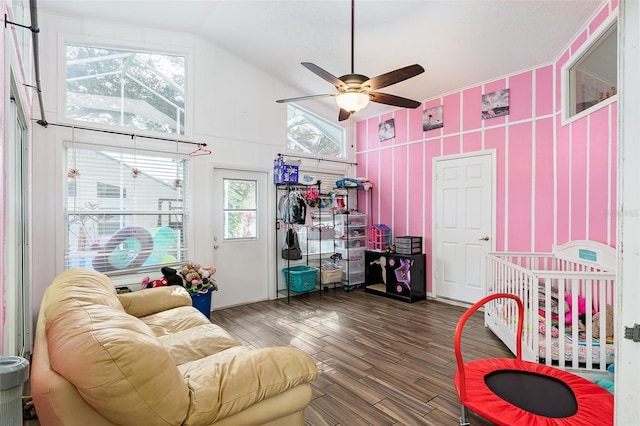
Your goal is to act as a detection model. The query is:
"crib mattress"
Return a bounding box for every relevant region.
[538,334,615,365]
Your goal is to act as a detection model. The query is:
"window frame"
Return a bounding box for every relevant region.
[285,104,347,159]
[58,34,194,139]
[561,12,618,125]
[222,178,259,241]
[63,141,191,281]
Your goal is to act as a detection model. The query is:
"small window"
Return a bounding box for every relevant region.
[564,18,617,120]
[65,43,186,135]
[287,105,346,157]
[223,179,257,240]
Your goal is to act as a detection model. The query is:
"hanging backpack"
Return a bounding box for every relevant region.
[281,228,302,260]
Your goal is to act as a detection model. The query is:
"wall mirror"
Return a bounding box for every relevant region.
[564,17,617,121]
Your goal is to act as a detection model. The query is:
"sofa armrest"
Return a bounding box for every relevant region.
[118,286,192,317]
[179,346,318,425]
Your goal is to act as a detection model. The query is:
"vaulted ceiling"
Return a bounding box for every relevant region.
[37,0,603,119]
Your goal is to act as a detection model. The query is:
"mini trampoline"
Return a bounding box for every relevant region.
[454,293,614,426]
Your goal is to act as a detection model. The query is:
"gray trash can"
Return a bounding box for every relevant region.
[0,356,30,426]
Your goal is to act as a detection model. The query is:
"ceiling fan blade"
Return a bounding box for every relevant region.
[369,92,422,109]
[302,62,349,90]
[338,108,351,121]
[276,93,336,103]
[362,64,425,91]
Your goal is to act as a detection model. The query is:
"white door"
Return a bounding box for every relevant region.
[434,153,494,304]
[212,168,268,308]
[617,0,640,420]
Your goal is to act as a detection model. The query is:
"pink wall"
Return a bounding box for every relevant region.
[355,1,617,294]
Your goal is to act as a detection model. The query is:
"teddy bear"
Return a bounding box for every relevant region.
[182,262,202,282]
[578,303,614,339]
[592,304,614,339]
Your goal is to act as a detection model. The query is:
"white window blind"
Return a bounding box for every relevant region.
[65,145,189,276]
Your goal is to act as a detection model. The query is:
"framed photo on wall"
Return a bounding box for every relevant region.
[482,89,510,119]
[378,118,395,142]
[423,105,443,131]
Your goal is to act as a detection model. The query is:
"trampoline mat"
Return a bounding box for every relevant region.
[484,370,578,418]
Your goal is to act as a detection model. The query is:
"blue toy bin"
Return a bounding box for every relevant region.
[190,289,213,318]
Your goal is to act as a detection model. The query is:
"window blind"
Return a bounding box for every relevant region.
[65,145,189,277]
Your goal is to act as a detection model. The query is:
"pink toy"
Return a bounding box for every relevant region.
[564,294,591,325]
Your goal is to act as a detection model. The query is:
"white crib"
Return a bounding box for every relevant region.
[485,240,616,375]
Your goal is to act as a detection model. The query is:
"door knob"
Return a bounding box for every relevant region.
[214,245,219,249]
[479,236,490,241]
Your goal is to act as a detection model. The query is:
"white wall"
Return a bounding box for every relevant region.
[31,12,353,317]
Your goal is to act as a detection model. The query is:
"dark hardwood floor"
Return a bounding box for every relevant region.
[24,287,511,426]
[211,287,512,426]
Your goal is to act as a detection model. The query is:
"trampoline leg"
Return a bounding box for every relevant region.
[460,405,470,426]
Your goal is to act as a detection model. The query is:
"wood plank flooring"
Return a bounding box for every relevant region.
[212,287,512,426]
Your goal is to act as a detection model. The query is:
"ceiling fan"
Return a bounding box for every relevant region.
[276,0,425,121]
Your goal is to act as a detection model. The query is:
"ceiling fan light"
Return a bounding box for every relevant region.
[336,92,370,113]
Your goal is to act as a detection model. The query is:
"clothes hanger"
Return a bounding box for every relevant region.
[188,144,212,157]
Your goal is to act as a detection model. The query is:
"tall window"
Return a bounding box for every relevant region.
[65,146,189,276]
[287,105,345,157]
[65,43,186,135]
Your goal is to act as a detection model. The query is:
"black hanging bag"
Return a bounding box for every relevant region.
[281,228,302,260]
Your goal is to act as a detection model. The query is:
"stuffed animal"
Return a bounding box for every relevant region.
[564,294,591,326]
[198,265,217,279]
[182,262,203,286]
[592,304,614,339]
[161,266,184,286]
[140,276,169,289]
[141,266,185,289]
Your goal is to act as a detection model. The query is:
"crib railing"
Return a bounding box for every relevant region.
[486,252,615,373]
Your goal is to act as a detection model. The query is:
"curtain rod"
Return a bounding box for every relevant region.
[278,153,356,166]
[41,122,206,146]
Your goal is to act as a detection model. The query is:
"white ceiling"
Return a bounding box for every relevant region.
[36,0,604,120]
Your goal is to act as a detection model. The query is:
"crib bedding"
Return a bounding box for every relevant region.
[538,334,615,365]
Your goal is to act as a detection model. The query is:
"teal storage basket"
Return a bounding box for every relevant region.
[282,265,318,292]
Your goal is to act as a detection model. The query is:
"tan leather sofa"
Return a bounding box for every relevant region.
[31,269,318,426]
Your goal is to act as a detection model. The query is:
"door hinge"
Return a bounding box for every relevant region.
[624,323,640,342]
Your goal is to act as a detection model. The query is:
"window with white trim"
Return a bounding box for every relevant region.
[65,43,186,135]
[65,145,189,277]
[287,105,345,157]
[223,178,258,240]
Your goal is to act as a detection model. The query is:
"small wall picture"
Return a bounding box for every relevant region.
[378,118,395,142]
[482,89,510,119]
[423,105,443,131]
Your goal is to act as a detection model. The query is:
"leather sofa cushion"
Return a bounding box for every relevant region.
[46,302,190,426]
[140,305,214,336]
[42,269,124,317]
[159,323,242,365]
[178,346,318,425]
[118,285,192,317]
